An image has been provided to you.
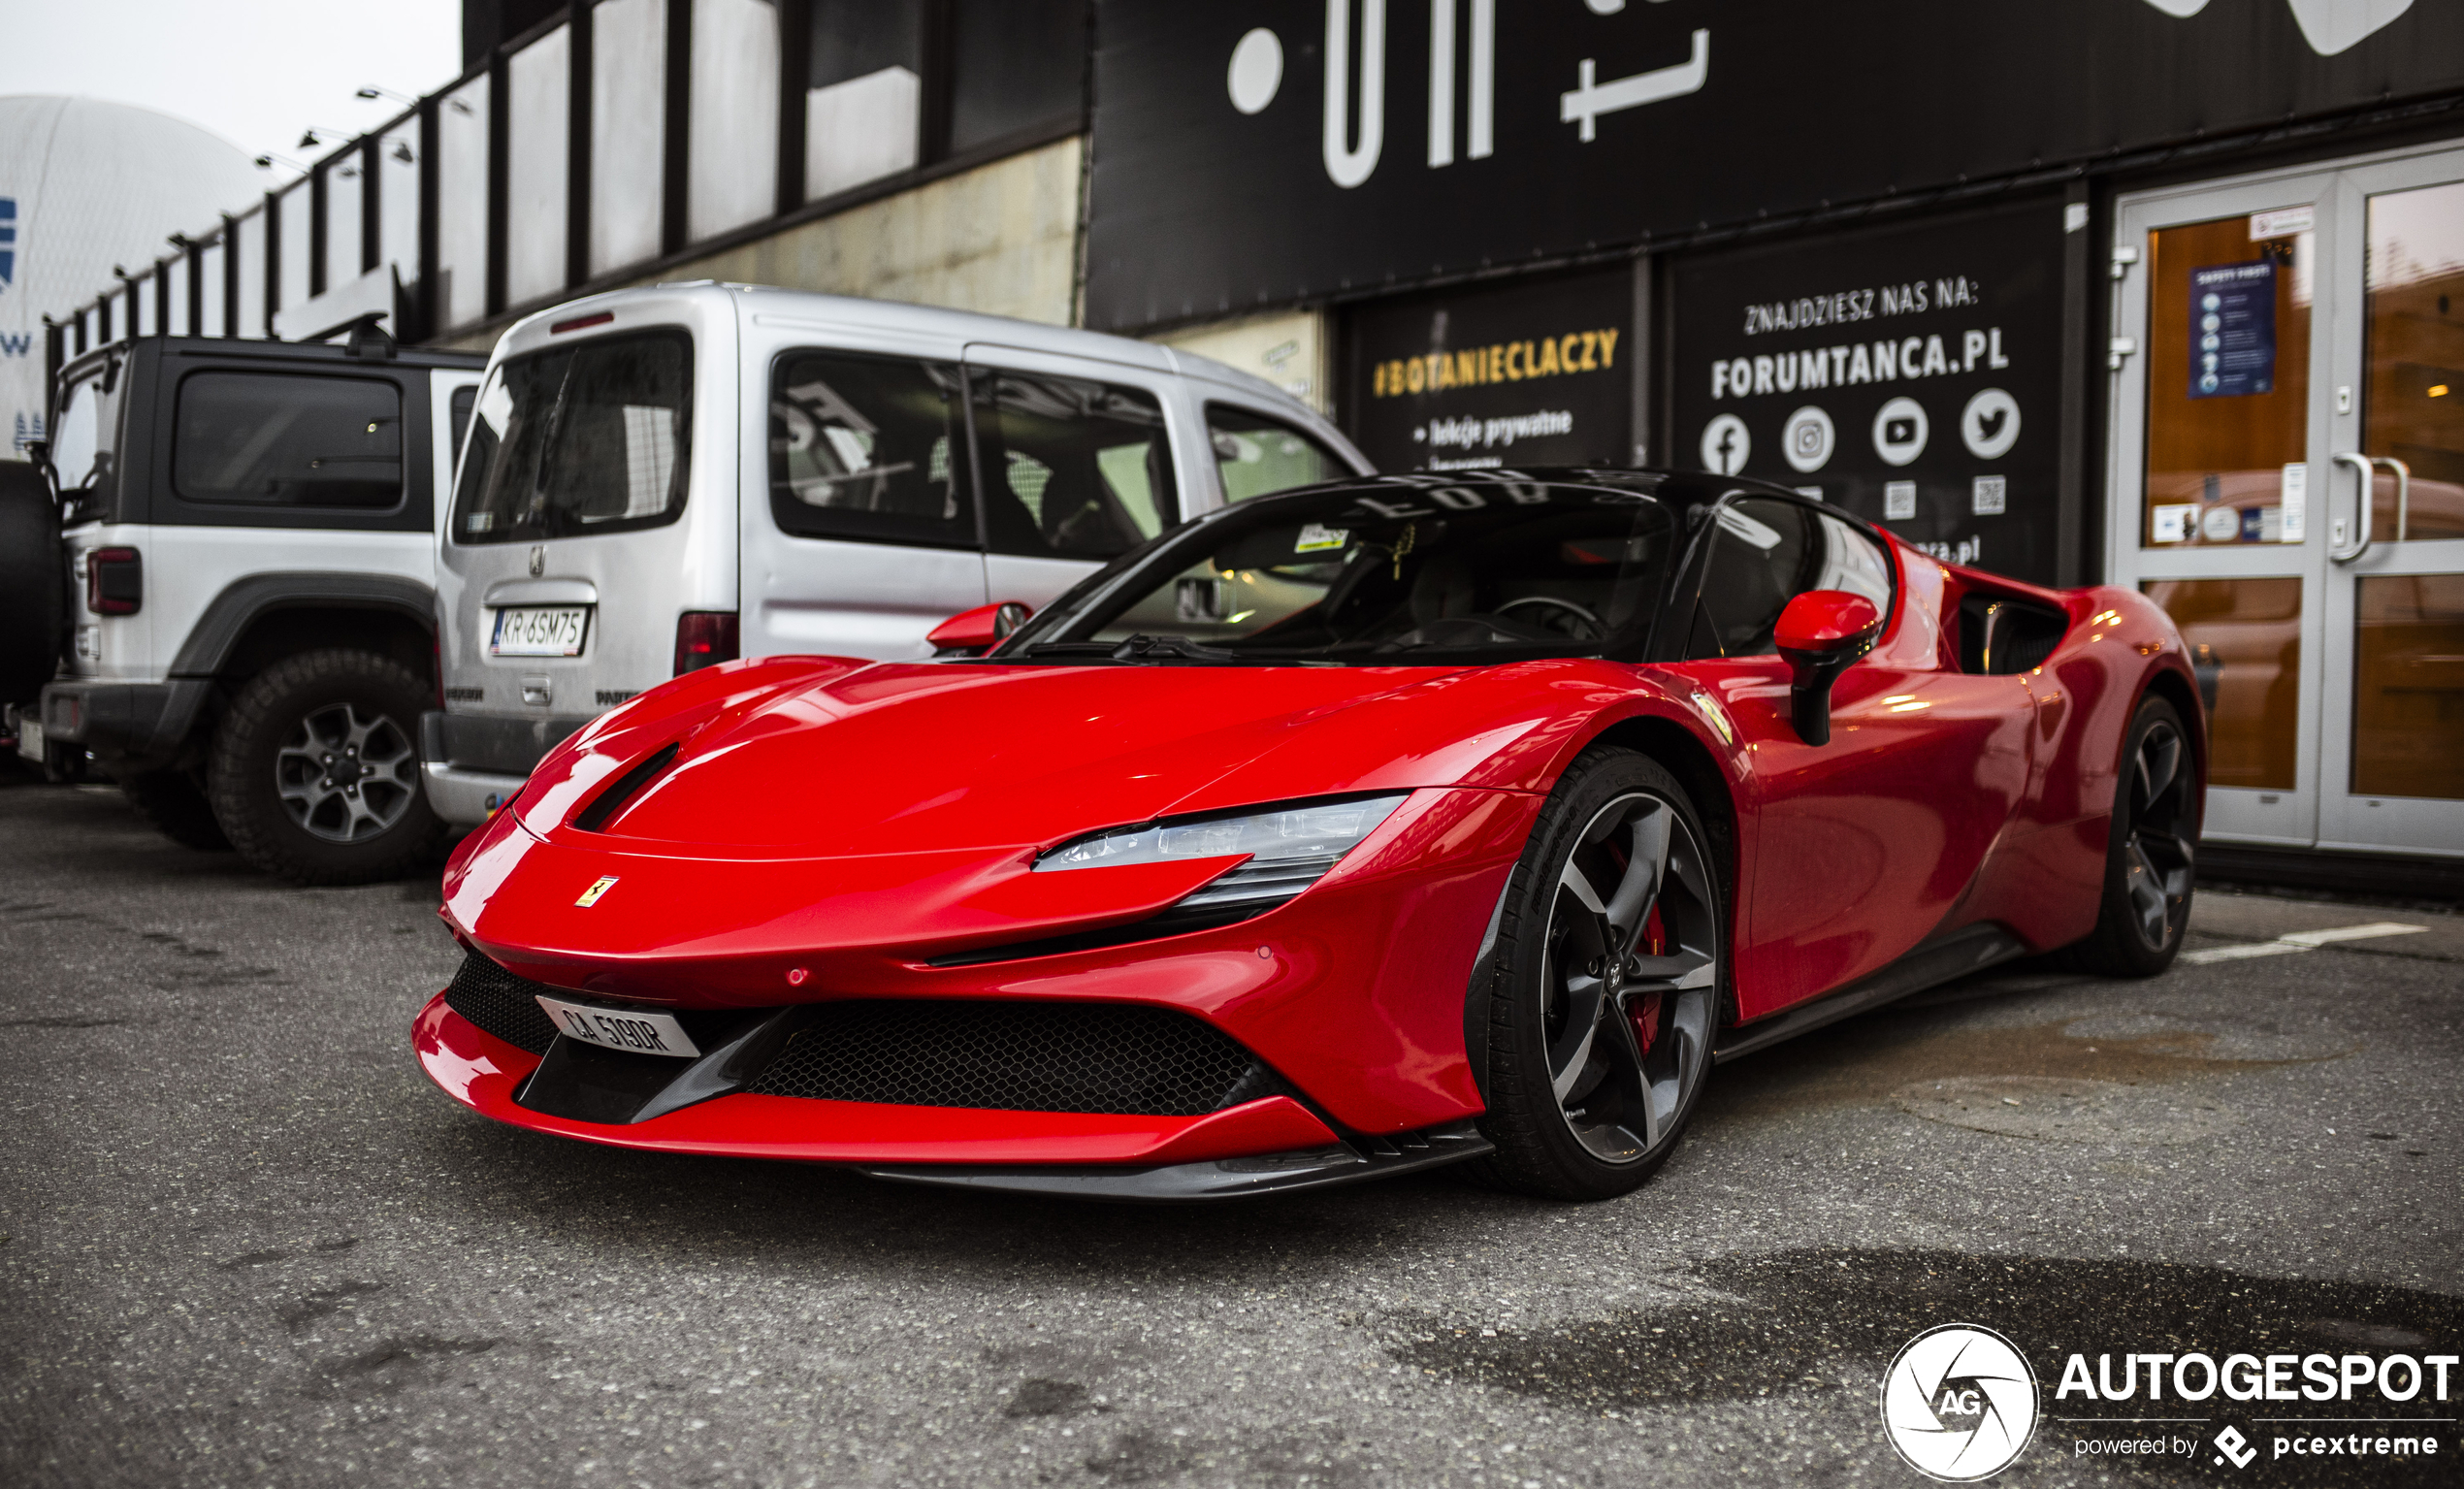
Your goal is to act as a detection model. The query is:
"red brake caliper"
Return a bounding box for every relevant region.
[1630,902,1667,1057]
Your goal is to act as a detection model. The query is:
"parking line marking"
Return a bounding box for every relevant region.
[2182,922,2428,965]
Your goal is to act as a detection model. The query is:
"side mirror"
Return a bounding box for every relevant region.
[927,600,1031,658]
[1774,591,1883,746]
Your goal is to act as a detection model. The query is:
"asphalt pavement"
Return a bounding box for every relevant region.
[2,773,2457,1488]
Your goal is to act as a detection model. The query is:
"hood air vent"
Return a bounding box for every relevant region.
[572,741,680,832]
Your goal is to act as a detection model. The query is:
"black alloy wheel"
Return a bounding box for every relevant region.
[1466,748,1725,1200]
[208,649,443,885]
[2072,694,2199,976]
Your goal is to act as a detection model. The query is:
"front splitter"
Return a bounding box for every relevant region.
[857,1119,1492,1202]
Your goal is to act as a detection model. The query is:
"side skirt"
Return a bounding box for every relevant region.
[1710,924,2026,1064]
[855,1119,1493,1204]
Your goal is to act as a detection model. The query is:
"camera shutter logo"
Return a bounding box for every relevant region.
[1880,1324,2039,1481]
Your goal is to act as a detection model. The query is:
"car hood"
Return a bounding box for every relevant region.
[533,660,1539,857]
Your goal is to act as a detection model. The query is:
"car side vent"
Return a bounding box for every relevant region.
[1960,594,2069,676]
[571,741,680,831]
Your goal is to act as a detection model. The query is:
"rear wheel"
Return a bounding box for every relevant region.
[207,649,439,884]
[1464,749,1726,1201]
[119,768,231,851]
[2069,694,2199,977]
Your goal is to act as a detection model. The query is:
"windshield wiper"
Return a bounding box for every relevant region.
[1109,633,1239,662]
[1018,641,1119,657]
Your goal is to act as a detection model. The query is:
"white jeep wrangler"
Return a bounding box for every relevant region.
[6,323,484,883]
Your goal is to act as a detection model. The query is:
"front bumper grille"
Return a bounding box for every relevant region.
[743,999,1279,1117]
[441,952,561,1054]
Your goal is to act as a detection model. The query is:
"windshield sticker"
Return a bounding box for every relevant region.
[1293,523,1349,553]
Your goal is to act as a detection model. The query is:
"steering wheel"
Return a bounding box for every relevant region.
[1495,595,1605,640]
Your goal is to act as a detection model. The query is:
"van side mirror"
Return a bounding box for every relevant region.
[1774,591,1883,746]
[928,600,1031,658]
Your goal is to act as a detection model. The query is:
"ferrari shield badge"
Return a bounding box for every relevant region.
[574,876,620,907]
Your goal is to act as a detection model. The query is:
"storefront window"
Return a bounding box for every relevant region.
[689,0,781,242]
[949,0,1085,153]
[2363,178,2464,543]
[505,24,571,307]
[805,1,921,200]
[2141,212,2313,548]
[436,75,492,329]
[323,154,364,292]
[592,0,666,276]
[2142,577,2302,790]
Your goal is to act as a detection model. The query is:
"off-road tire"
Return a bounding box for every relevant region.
[119,768,231,851]
[1459,747,1729,1201]
[0,461,66,705]
[208,649,440,884]
[2068,694,2200,977]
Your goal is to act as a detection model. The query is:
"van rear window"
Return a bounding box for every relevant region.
[453,329,692,544]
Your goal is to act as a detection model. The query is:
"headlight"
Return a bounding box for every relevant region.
[1036,793,1410,913]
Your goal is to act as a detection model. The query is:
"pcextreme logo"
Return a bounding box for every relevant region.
[1881,1325,2040,1481]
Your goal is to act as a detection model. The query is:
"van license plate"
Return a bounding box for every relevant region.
[533,994,702,1058]
[491,606,590,657]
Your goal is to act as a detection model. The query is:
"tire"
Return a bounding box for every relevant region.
[2068,694,2199,977]
[0,461,66,706]
[1462,748,1728,1201]
[207,649,440,884]
[119,768,232,851]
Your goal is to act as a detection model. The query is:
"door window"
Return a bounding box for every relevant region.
[2362,178,2464,543]
[1206,404,1348,502]
[2352,575,2464,799]
[972,370,1176,560]
[1686,496,1893,658]
[769,350,972,548]
[173,372,402,509]
[2140,213,2314,548]
[453,329,693,543]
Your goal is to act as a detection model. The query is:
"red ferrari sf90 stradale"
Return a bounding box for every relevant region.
[416,471,2203,1201]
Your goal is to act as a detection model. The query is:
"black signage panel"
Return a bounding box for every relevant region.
[1086,0,2464,332]
[1345,266,1637,473]
[1668,200,2065,585]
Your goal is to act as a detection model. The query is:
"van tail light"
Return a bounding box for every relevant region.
[87,547,142,615]
[673,611,739,676]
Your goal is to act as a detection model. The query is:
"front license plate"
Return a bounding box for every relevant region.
[16,717,42,762]
[534,995,702,1058]
[491,605,590,657]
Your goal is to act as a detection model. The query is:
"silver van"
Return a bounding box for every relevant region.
[420,283,1369,825]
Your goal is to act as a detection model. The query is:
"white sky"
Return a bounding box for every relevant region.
[0,1,464,171]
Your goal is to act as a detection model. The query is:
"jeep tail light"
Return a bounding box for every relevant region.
[87,546,142,615]
[673,611,739,676]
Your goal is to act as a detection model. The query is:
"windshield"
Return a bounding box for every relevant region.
[451,329,692,544]
[50,361,122,523]
[1001,476,1679,665]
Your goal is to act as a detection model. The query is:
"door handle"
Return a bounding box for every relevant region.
[2329,452,2375,564]
[2329,454,2412,562]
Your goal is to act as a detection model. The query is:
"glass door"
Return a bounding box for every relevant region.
[2317,157,2464,854]
[2111,143,2464,858]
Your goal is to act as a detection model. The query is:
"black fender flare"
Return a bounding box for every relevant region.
[168,572,437,678]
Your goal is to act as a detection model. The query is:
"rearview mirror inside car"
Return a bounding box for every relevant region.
[1774,590,1883,747]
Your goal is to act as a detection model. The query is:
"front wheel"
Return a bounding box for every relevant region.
[207,650,440,885]
[1464,749,1726,1201]
[2068,693,2199,977]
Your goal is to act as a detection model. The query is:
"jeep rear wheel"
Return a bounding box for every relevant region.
[208,649,440,884]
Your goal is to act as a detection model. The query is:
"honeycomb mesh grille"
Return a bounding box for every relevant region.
[441,952,561,1055]
[744,1000,1267,1117]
